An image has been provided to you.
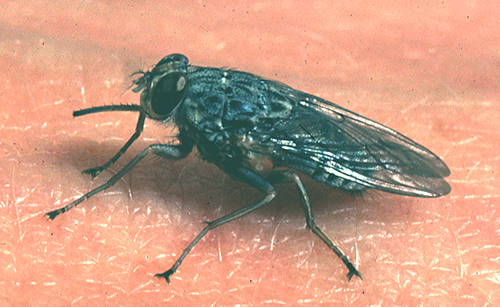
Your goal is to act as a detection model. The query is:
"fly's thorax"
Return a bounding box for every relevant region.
[175,68,262,133]
[178,68,296,134]
[176,95,223,131]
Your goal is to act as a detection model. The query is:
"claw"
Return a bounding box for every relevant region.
[45,209,64,220]
[346,263,362,281]
[82,167,102,179]
[154,269,175,284]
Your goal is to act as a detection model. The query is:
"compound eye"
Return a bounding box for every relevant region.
[156,53,189,67]
[150,71,187,118]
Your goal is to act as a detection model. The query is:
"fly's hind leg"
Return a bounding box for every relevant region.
[265,170,362,281]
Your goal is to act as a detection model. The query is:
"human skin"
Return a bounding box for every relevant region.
[1,0,499,305]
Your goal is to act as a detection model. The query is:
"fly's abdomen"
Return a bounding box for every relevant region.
[286,160,367,192]
[311,168,367,191]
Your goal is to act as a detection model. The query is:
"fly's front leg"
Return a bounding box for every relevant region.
[82,112,146,179]
[155,168,277,284]
[45,142,193,220]
[265,170,362,281]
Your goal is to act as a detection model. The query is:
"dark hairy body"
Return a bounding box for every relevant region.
[46,54,450,283]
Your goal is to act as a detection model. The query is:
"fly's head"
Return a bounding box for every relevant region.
[131,53,190,121]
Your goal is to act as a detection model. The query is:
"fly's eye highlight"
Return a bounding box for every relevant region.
[150,71,187,117]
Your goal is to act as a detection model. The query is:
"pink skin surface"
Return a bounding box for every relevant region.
[1,0,499,305]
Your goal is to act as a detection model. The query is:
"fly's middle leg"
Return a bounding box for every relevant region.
[155,168,277,283]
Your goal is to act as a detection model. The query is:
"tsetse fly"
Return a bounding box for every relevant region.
[46,53,451,283]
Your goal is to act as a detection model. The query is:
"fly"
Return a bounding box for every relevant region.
[45,53,451,283]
